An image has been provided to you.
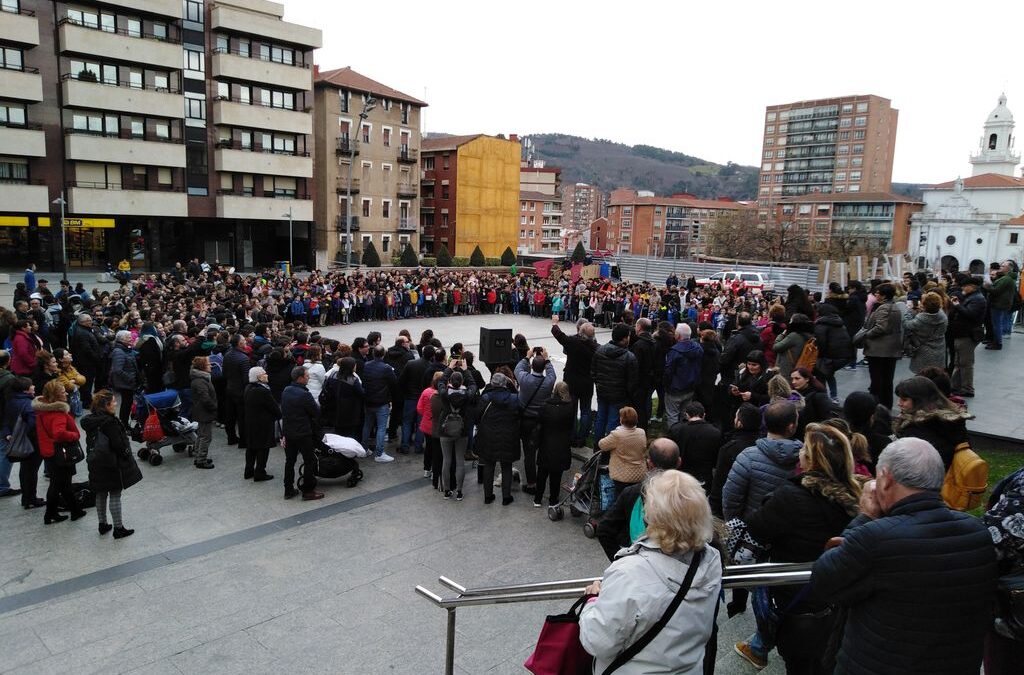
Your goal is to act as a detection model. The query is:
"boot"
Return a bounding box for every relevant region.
[112,526,135,539]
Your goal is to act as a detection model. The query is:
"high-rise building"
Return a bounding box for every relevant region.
[757,94,898,225]
[313,67,425,267]
[419,134,520,258]
[561,182,605,231]
[0,0,321,269]
[517,190,562,253]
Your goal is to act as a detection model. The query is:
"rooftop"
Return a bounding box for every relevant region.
[421,134,486,153]
[315,66,427,107]
[520,190,561,202]
[778,191,923,204]
[608,192,754,210]
[929,173,1024,190]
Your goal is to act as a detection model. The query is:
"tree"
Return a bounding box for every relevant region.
[400,242,418,267]
[820,226,889,261]
[469,245,486,267]
[500,246,517,266]
[703,211,760,260]
[756,220,811,263]
[437,243,453,267]
[571,241,587,263]
[361,241,381,267]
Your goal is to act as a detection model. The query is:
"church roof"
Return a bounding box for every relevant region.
[1004,214,1024,225]
[929,173,1024,190]
[987,93,1013,124]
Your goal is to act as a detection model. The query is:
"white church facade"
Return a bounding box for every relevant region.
[910,94,1024,272]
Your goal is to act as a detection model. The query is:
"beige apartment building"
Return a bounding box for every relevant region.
[757,94,898,225]
[517,190,563,253]
[313,67,425,265]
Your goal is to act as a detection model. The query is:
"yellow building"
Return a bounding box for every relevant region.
[420,134,520,258]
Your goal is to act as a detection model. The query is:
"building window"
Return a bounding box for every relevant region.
[184,0,202,22]
[442,155,450,170]
[441,185,449,199]
[839,131,850,140]
[0,159,28,183]
[848,185,860,192]
[850,171,862,181]
[520,216,526,225]
[339,89,349,113]
[764,150,773,159]
[856,102,868,113]
[382,127,391,147]
[854,116,866,127]
[853,130,866,140]
[841,103,853,113]
[361,198,371,217]
[766,125,775,133]
[238,38,250,58]
[0,46,22,71]
[839,118,852,128]
[382,200,391,218]
[621,219,632,229]
[361,123,370,143]
[835,172,846,181]
[184,49,204,73]
[766,112,776,121]
[0,102,26,126]
[381,235,390,253]
[1011,233,1019,244]
[852,144,864,154]
[401,103,410,124]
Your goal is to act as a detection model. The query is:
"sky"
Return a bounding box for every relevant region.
[283,0,1024,184]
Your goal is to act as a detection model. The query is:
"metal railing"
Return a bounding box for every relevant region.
[416,561,813,675]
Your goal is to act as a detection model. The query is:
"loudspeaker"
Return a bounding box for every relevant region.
[479,327,513,365]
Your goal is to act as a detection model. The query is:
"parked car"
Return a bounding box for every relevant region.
[695,270,775,294]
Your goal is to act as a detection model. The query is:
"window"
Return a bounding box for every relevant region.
[839,131,850,140]
[848,185,860,192]
[852,144,864,154]
[128,68,143,89]
[270,90,294,110]
[239,130,252,149]
[841,103,853,113]
[529,216,534,225]
[184,0,202,22]
[0,46,23,71]
[442,213,449,228]
[850,171,862,181]
[184,49,204,73]
[237,84,250,104]
[766,112,776,121]
[101,64,117,84]
[126,18,141,37]
[382,127,391,147]
[153,72,169,91]
[1,0,19,11]
[152,22,167,40]
[1011,233,1019,244]
[0,103,26,126]
[238,38,250,58]
[442,155,450,170]
[520,217,526,226]
[621,219,632,229]
[839,118,852,128]
[766,125,775,133]
[215,34,228,53]
[361,123,370,143]
[340,89,349,113]
[851,157,863,167]
[764,150,773,159]
[129,117,144,137]
[853,130,865,140]
[765,138,774,146]
[441,185,449,199]
[361,198,371,217]
[381,98,391,111]
[761,174,771,183]
[836,157,847,167]
[0,159,28,183]
[381,235,390,253]
[837,145,849,154]
[774,162,784,170]
[776,149,785,158]
[856,102,868,113]
[779,123,788,132]
[154,121,169,139]
[798,204,812,215]
[382,200,391,218]
[185,96,205,122]
[835,172,846,181]
[423,157,434,170]
[401,103,410,124]
[854,116,866,127]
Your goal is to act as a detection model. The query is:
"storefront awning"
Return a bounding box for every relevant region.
[37,217,115,229]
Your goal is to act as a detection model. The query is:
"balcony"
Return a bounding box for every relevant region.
[397,146,417,163]
[211,50,312,91]
[336,215,359,231]
[334,176,360,194]
[210,5,322,49]
[0,125,45,157]
[0,182,48,213]
[58,19,181,70]
[98,0,181,17]
[420,198,434,212]
[397,218,417,232]
[420,171,434,186]
[214,146,312,178]
[0,9,39,46]
[0,68,43,102]
[335,138,359,156]
[212,99,311,135]
[65,131,186,167]
[68,184,187,217]
[62,75,183,118]
[216,192,313,221]
[396,181,417,197]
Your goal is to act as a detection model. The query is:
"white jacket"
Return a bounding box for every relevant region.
[579,539,722,674]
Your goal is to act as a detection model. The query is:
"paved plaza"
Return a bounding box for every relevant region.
[0,299,1021,673]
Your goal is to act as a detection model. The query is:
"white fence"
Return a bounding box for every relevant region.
[615,255,819,290]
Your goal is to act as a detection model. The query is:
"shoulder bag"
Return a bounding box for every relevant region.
[5,413,35,461]
[54,439,85,467]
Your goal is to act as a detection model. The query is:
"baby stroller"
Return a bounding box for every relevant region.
[546,451,613,538]
[297,433,365,490]
[130,390,199,466]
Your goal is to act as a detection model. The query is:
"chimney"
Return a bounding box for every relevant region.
[313,64,320,78]
[510,134,519,143]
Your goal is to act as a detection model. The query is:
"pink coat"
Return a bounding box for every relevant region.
[416,387,436,436]
[11,330,37,376]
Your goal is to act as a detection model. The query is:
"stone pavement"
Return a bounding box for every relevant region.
[1,311,1019,674]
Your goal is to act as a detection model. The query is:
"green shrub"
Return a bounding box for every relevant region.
[437,244,453,267]
[485,257,500,266]
[421,256,437,267]
[500,246,517,266]
[452,256,469,267]
[571,241,587,263]
[361,241,381,267]
[400,243,419,267]
[469,245,486,267]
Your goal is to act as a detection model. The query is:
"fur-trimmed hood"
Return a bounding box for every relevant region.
[31,397,69,413]
[798,471,862,517]
[892,405,973,434]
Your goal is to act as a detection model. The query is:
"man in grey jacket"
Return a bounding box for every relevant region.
[722,401,801,522]
[514,348,556,494]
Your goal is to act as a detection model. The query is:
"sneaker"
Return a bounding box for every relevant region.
[455,491,463,501]
[374,453,395,463]
[533,500,542,508]
[423,469,432,478]
[734,641,767,670]
[443,490,452,500]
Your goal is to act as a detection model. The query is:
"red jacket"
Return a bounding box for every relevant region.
[32,398,80,459]
[11,329,37,376]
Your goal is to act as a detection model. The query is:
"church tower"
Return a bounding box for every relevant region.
[970,93,1020,176]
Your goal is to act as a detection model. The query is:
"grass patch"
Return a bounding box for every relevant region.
[971,448,1024,516]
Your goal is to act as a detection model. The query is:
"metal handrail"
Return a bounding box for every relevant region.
[416,562,814,675]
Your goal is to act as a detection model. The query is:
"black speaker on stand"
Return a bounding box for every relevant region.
[479,327,513,374]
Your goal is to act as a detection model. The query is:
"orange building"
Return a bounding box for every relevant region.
[517,190,563,253]
[773,192,923,254]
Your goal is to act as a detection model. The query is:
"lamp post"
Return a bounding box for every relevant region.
[51,193,68,282]
[344,96,376,269]
[280,206,293,274]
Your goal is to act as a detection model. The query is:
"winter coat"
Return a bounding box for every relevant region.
[811,492,997,675]
[746,472,859,611]
[598,425,648,484]
[843,289,868,337]
[109,343,140,391]
[82,411,141,493]
[416,386,436,436]
[70,326,101,375]
[982,467,1024,572]
[189,368,218,423]
[722,437,802,521]
[709,430,759,518]
[473,385,522,463]
[630,332,658,392]
[813,304,854,373]
[244,382,281,449]
[696,340,720,407]
[989,272,1016,310]
[137,335,164,393]
[893,406,972,470]
[669,418,722,493]
[734,368,771,408]
[591,342,639,405]
[384,345,414,378]
[10,329,36,376]
[664,339,704,394]
[773,317,814,378]
[597,481,645,560]
[32,398,79,461]
[303,361,327,403]
[861,300,903,359]
[361,358,397,407]
[265,351,294,401]
[280,383,321,440]
[903,309,948,373]
[947,288,987,340]
[334,376,364,432]
[514,358,556,419]
[551,324,597,397]
[223,347,253,397]
[794,385,834,437]
[719,325,761,382]
[56,365,85,393]
[580,539,722,675]
[431,374,478,439]
[538,397,574,472]
[399,356,431,400]
[759,321,786,367]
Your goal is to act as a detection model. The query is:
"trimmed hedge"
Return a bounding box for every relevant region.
[421,257,437,267]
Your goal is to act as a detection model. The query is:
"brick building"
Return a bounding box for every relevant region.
[774,192,923,255]
[561,182,605,231]
[517,189,562,253]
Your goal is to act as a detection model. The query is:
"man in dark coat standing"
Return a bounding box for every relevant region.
[718,312,759,386]
[629,318,658,429]
[551,318,597,448]
[384,336,415,445]
[223,333,253,448]
[361,345,398,462]
[590,324,639,443]
[70,314,101,406]
[280,367,324,501]
[668,401,721,494]
[398,344,433,453]
[811,437,997,675]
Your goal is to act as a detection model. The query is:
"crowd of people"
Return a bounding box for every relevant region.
[1,257,1022,674]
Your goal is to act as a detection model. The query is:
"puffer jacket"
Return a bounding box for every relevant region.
[109,342,140,391]
[861,300,903,359]
[430,376,478,439]
[893,405,972,470]
[515,358,556,419]
[811,492,997,675]
[550,324,597,396]
[843,289,868,337]
[814,303,854,369]
[722,437,802,521]
[473,385,522,463]
[32,398,79,460]
[189,368,218,423]
[580,539,722,675]
[903,309,948,374]
[664,339,704,394]
[590,342,639,405]
[669,418,722,492]
[947,288,986,340]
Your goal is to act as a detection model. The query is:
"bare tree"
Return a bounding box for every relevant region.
[756,220,811,262]
[821,225,889,260]
[703,210,760,259]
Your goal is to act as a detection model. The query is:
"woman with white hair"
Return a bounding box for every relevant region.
[579,470,723,673]
[243,366,279,482]
[108,330,140,427]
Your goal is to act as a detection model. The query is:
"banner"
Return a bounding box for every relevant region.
[534,259,554,278]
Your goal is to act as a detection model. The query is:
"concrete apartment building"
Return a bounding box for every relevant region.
[757,94,898,225]
[606,188,755,257]
[517,190,563,253]
[561,181,605,231]
[774,192,923,255]
[419,133,520,258]
[0,0,320,270]
[312,66,425,266]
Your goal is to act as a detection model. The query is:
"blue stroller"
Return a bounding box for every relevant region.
[130,390,199,466]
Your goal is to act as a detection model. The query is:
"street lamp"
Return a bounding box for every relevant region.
[51,193,68,282]
[344,96,376,268]
[281,206,293,274]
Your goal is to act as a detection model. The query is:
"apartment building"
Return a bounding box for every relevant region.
[313,66,425,266]
[606,188,755,257]
[561,182,605,231]
[517,190,562,253]
[520,159,560,196]
[587,216,609,252]
[0,0,320,270]
[419,133,519,258]
[757,94,898,225]
[774,192,923,254]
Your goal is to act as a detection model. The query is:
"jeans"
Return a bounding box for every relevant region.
[574,395,593,447]
[594,399,623,443]
[664,390,694,428]
[401,398,421,451]
[520,417,540,486]
[991,308,1009,346]
[822,372,838,399]
[362,404,390,457]
[440,436,468,493]
[284,435,317,493]
[0,439,11,493]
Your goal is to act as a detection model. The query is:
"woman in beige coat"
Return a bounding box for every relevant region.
[597,405,648,496]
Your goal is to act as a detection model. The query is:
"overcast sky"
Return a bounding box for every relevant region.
[284,0,1024,185]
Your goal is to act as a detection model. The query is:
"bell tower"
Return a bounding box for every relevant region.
[970,93,1019,176]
